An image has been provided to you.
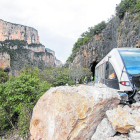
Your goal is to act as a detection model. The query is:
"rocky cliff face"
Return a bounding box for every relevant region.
[0,19,39,44]
[0,52,10,69]
[46,48,55,56]
[55,57,62,67]
[0,41,55,76]
[46,48,62,66]
[28,45,45,52]
[68,12,140,71]
[0,20,62,75]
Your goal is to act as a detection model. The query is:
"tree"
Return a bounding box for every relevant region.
[0,68,8,83]
[39,67,74,86]
[0,66,51,137]
[116,0,138,19]
[69,67,91,83]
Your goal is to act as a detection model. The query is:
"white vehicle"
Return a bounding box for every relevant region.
[95,48,140,103]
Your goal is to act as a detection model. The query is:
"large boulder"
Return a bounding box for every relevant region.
[30,85,120,140]
[106,104,140,133]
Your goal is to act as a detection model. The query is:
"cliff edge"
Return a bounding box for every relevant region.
[0,19,39,44]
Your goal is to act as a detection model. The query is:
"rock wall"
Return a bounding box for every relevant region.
[28,45,45,52]
[55,57,62,67]
[69,12,140,69]
[0,19,39,44]
[46,48,62,66]
[0,40,61,76]
[46,48,55,57]
[8,48,55,76]
[0,52,10,69]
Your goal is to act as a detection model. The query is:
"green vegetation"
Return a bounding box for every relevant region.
[116,0,140,19]
[69,67,91,84]
[28,43,43,47]
[67,21,107,62]
[0,46,30,69]
[0,46,10,53]
[0,40,43,48]
[0,65,90,138]
[0,68,9,83]
[0,39,27,47]
[0,66,51,138]
[39,67,74,86]
[0,46,16,57]
[39,66,90,86]
[129,14,134,19]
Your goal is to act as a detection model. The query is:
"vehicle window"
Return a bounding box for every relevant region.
[105,62,109,79]
[109,63,117,79]
[119,50,140,75]
[105,62,117,79]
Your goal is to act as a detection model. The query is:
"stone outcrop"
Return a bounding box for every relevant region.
[0,19,39,44]
[30,85,120,140]
[28,45,45,53]
[106,103,140,140]
[106,104,140,133]
[68,11,140,70]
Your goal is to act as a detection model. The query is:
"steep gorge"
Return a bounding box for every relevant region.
[0,20,62,76]
[68,11,140,74]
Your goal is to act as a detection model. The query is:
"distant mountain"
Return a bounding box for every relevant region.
[46,48,62,66]
[0,19,62,76]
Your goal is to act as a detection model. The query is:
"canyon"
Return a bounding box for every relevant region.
[0,19,62,76]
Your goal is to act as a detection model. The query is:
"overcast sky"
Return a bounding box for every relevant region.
[0,0,121,63]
